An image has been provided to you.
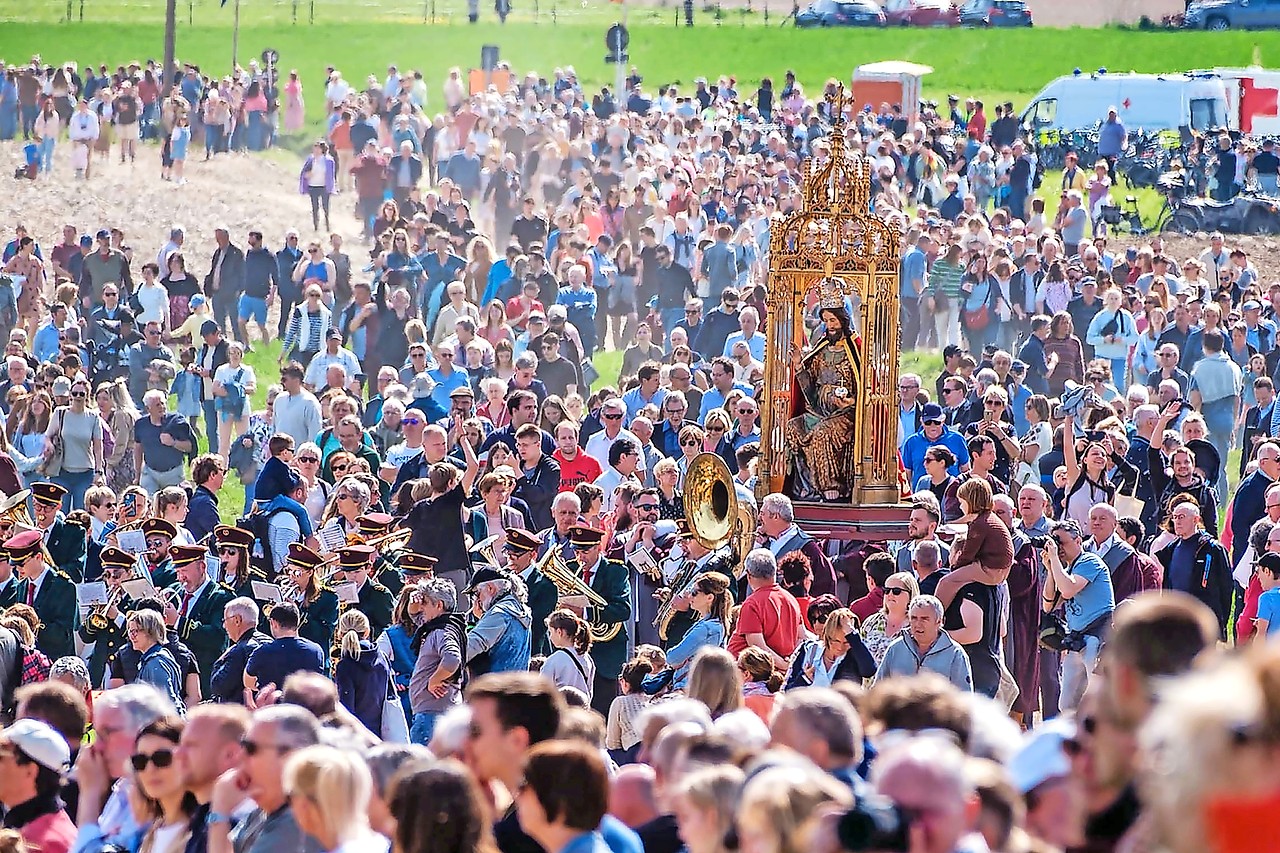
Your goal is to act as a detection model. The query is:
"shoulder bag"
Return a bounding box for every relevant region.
[40,409,65,477]
[380,664,410,743]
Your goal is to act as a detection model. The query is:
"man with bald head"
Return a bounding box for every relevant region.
[874,738,981,853]
[1016,483,1051,538]
[608,764,659,831]
[1230,440,1280,564]
[1086,502,1144,603]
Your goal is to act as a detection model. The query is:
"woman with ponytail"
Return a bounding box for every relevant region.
[542,609,596,701]
[664,571,734,690]
[335,609,393,737]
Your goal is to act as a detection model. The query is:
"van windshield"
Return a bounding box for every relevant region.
[1189,98,1222,131]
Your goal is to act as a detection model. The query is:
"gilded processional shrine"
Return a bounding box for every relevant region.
[755,86,910,538]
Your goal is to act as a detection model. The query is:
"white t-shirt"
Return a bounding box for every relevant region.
[214,363,257,396]
[135,282,170,327]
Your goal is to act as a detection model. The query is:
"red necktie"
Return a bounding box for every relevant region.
[582,563,594,586]
[25,583,33,607]
[180,592,193,619]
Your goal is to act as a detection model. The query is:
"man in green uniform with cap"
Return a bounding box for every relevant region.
[8,528,76,660]
[31,483,87,583]
[333,543,394,639]
[566,524,631,714]
[165,543,234,696]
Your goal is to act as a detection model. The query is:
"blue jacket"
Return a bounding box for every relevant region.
[664,616,724,689]
[1230,469,1274,564]
[186,485,219,544]
[901,426,971,484]
[466,591,532,674]
[336,640,392,735]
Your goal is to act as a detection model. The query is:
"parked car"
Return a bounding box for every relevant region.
[795,0,886,26]
[1183,0,1280,30]
[958,0,1033,26]
[883,0,960,25]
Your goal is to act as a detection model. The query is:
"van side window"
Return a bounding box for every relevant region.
[1189,98,1220,132]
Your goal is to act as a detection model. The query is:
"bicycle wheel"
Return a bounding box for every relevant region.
[1162,211,1199,235]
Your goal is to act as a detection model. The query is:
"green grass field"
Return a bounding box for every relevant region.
[0,23,1273,138]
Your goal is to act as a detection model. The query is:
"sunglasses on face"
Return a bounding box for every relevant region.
[332,464,349,472]
[681,439,699,447]
[131,749,175,771]
[217,547,240,556]
[297,456,319,464]
[884,587,911,596]
[603,413,622,420]
[402,417,422,426]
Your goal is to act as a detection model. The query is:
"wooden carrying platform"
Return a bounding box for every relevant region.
[793,502,912,542]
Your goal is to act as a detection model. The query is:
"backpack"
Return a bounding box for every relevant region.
[238,507,296,576]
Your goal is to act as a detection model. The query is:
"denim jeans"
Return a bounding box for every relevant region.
[53,469,94,511]
[1060,634,1102,713]
[202,399,218,453]
[38,137,54,173]
[410,711,439,746]
[1201,397,1235,501]
[1109,358,1127,390]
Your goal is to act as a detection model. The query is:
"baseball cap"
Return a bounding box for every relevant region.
[200,320,220,336]
[326,327,342,339]
[1009,719,1075,794]
[51,376,72,396]
[921,403,945,422]
[1245,300,1263,311]
[0,718,71,772]
[78,235,92,247]
[95,229,110,239]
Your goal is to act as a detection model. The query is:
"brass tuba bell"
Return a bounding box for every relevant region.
[683,452,757,566]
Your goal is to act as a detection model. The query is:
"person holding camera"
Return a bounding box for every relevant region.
[1041,518,1114,713]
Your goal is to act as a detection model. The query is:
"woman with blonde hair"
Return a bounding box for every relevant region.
[95,379,139,493]
[672,766,745,853]
[542,609,595,700]
[784,607,876,689]
[687,647,743,719]
[735,764,853,853]
[859,573,921,665]
[335,609,393,737]
[284,745,386,853]
[318,476,372,545]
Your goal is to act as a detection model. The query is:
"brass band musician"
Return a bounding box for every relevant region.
[283,543,339,657]
[213,524,269,630]
[563,524,630,713]
[8,528,75,661]
[332,544,394,639]
[502,528,557,655]
[32,482,87,582]
[163,543,234,697]
[355,512,406,595]
[140,518,180,589]
[0,540,18,608]
[79,545,135,684]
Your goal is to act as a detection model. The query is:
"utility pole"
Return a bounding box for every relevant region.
[232,0,241,68]
[163,0,177,98]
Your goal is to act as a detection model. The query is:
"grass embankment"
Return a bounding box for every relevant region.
[0,23,1271,142]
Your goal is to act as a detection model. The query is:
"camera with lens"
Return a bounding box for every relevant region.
[1026,533,1050,550]
[836,793,911,853]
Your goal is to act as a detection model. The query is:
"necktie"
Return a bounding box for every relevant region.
[25,583,33,607]
[180,591,193,620]
[583,562,594,587]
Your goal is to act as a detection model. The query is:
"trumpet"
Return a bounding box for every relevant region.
[85,585,128,632]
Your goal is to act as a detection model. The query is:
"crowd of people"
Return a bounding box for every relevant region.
[0,50,1270,853]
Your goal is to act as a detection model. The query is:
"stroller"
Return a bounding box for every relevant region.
[13,143,38,180]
